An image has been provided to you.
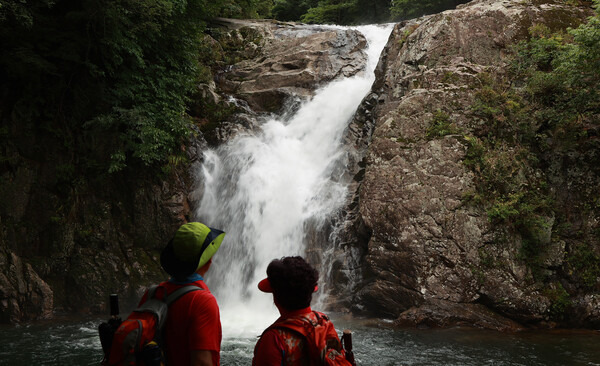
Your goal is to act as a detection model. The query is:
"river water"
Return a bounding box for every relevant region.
[1,315,599,365]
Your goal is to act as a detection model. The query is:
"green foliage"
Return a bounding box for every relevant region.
[544,282,572,319]
[512,3,600,125]
[465,72,554,270]
[272,0,319,21]
[256,0,275,17]
[566,243,600,289]
[463,3,600,284]
[390,0,469,20]
[462,136,485,168]
[425,109,459,139]
[0,0,228,174]
[353,0,391,24]
[218,0,275,18]
[0,0,278,175]
[471,74,536,143]
[214,0,471,24]
[301,0,356,24]
[464,138,552,227]
[273,0,390,24]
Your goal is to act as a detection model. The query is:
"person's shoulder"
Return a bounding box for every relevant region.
[259,327,287,348]
[309,310,333,323]
[311,310,328,318]
[186,283,218,308]
[160,281,214,302]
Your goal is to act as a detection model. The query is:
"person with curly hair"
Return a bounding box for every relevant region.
[252,256,351,366]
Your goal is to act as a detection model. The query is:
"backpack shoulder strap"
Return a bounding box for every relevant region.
[271,319,310,337]
[146,285,160,300]
[165,285,203,306]
[312,311,329,322]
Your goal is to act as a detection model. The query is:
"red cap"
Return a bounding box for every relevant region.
[258,278,273,292]
[257,278,318,293]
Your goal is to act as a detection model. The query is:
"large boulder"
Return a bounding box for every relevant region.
[333,0,597,329]
[216,20,368,113]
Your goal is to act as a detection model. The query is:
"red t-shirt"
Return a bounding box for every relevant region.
[140,277,221,366]
[252,307,312,366]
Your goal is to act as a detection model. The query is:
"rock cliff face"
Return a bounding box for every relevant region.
[0,152,199,322]
[332,0,599,330]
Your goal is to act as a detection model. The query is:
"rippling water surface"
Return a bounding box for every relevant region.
[1,316,598,366]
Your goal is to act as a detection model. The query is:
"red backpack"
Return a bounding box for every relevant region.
[105,285,202,366]
[270,311,354,366]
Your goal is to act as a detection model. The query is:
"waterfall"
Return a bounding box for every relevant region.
[194,24,393,338]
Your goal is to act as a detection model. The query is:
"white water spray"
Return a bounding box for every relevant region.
[195,24,393,338]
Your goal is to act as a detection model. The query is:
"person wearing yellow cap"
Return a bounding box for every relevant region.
[252,256,352,366]
[139,222,225,366]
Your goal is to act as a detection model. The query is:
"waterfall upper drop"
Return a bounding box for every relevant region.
[195,24,394,337]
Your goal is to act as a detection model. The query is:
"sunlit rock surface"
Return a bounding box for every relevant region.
[334,0,598,330]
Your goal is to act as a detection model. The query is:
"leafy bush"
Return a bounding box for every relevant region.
[513,1,600,125]
[272,0,319,21]
[273,0,390,24]
[301,1,356,24]
[0,0,277,175]
[544,282,572,318]
[566,243,600,289]
[218,0,275,18]
[0,0,225,173]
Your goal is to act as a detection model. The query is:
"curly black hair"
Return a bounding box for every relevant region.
[267,256,319,310]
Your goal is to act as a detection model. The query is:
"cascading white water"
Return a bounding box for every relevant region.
[195,24,393,338]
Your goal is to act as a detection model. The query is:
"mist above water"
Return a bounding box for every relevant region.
[195,24,394,338]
